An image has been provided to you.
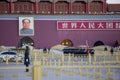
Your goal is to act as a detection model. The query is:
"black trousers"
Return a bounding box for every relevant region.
[26,64,29,72]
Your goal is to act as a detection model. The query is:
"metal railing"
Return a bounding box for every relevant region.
[0,50,120,80]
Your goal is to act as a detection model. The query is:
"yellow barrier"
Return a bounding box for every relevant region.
[3,50,120,65]
[16,49,120,65]
[32,53,42,80]
[1,50,120,80]
[16,56,18,64]
[32,50,120,80]
[6,54,9,65]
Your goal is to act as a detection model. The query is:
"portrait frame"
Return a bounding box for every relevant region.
[19,17,34,36]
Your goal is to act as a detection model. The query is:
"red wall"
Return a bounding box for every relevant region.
[0,19,120,48]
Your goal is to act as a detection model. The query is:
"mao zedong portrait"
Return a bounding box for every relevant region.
[20,19,33,35]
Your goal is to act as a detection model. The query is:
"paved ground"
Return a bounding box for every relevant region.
[0,62,120,80]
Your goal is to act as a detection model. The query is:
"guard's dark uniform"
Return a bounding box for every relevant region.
[24,46,30,72]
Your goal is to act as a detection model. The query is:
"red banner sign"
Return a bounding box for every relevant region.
[57,21,120,30]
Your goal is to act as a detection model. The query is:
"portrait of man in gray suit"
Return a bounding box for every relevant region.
[19,17,34,36]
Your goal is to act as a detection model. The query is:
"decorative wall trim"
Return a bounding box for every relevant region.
[0,15,120,20]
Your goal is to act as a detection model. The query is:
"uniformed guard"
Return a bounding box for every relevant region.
[24,46,30,72]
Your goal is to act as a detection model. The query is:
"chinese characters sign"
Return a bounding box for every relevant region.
[57,21,120,30]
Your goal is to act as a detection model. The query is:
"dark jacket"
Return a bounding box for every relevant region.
[24,46,30,65]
